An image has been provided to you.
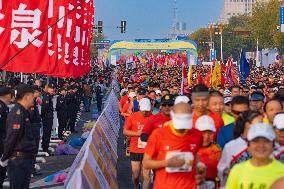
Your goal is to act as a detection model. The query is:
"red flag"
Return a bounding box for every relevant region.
[225,58,239,85]
[204,67,212,88]
[220,58,226,72]
[181,63,190,95]
[196,71,203,85]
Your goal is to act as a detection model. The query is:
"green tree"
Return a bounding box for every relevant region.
[249,0,284,52]
[189,15,255,61]
[188,28,211,61]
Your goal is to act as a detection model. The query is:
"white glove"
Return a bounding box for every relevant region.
[0,160,8,167]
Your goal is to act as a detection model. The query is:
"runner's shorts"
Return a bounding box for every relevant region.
[130,153,144,161]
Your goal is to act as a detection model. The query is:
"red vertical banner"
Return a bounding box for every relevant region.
[0,0,94,77]
[0,0,50,73]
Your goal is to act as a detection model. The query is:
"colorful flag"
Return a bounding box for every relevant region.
[204,68,212,88]
[188,64,193,87]
[181,63,190,95]
[220,58,226,72]
[239,51,250,84]
[226,58,238,85]
[211,60,221,90]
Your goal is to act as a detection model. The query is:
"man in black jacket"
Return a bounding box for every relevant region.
[1,84,37,189]
[0,87,12,188]
[56,88,67,139]
[41,84,55,153]
[30,86,42,175]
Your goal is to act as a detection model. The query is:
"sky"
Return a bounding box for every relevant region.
[95,0,223,40]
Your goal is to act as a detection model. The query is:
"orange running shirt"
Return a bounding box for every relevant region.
[145,123,203,189]
[124,111,152,154]
[198,143,221,180]
[142,113,171,136]
[119,95,128,107]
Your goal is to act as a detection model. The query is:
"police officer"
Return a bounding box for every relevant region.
[56,88,67,139]
[41,84,55,153]
[0,87,12,188]
[0,84,37,189]
[95,82,103,112]
[30,86,42,175]
[73,87,81,118]
[66,86,77,133]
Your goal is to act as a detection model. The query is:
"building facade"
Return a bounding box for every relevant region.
[221,0,270,23]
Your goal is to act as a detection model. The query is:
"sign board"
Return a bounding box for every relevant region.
[281,6,284,32]
[210,49,217,62]
[111,55,117,66]
[95,40,111,44]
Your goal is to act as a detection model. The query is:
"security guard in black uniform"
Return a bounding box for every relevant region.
[30,86,42,174]
[95,83,103,112]
[66,86,77,133]
[41,84,55,153]
[0,87,12,188]
[0,84,36,189]
[56,88,67,139]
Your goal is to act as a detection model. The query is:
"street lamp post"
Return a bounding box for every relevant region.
[256,38,260,67]
[219,22,224,60]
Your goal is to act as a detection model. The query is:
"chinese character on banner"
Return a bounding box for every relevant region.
[10,3,43,48]
[47,0,94,77]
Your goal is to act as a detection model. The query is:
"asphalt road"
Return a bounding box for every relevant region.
[117,126,133,189]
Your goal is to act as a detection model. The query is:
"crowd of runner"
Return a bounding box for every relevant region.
[118,60,284,189]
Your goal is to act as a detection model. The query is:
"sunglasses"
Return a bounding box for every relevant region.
[161,103,174,107]
[231,109,244,116]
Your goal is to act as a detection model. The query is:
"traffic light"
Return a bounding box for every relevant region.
[98,21,103,33]
[121,21,126,33]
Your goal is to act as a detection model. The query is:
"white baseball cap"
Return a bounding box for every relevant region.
[224,89,231,96]
[224,97,232,105]
[170,111,193,130]
[247,123,276,142]
[196,115,216,132]
[174,95,190,105]
[129,92,136,98]
[155,90,162,95]
[273,113,284,130]
[139,98,151,111]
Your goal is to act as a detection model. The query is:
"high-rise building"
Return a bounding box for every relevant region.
[221,0,270,23]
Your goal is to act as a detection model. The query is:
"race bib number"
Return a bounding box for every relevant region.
[165,151,194,173]
[138,138,147,149]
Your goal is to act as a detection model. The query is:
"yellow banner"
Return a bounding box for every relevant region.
[109,41,197,51]
[211,61,221,90]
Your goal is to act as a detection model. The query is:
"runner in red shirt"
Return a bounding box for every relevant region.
[119,86,135,113]
[141,94,174,141]
[195,115,221,188]
[123,98,152,189]
[191,84,224,136]
[143,103,206,189]
[121,92,136,119]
